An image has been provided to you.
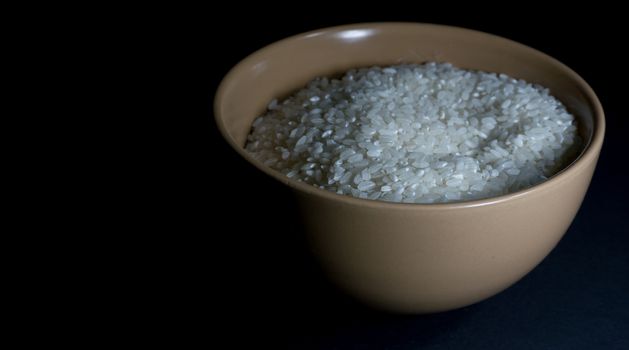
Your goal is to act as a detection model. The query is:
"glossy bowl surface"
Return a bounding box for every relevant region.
[214,23,604,313]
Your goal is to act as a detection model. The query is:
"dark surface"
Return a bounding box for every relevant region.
[196,10,628,349]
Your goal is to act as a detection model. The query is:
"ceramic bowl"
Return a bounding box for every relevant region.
[214,23,604,313]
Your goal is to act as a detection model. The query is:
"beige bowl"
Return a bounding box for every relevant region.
[214,23,605,313]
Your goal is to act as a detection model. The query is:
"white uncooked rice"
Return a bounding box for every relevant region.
[245,63,580,203]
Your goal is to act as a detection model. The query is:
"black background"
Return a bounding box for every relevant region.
[194,8,628,349]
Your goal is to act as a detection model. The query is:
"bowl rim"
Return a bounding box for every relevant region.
[214,22,605,210]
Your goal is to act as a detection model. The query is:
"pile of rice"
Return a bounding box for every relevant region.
[245,63,580,203]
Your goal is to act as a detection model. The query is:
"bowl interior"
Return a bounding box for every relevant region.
[215,23,598,183]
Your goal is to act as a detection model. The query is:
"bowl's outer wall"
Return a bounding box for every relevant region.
[296,158,597,312]
[215,23,604,313]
